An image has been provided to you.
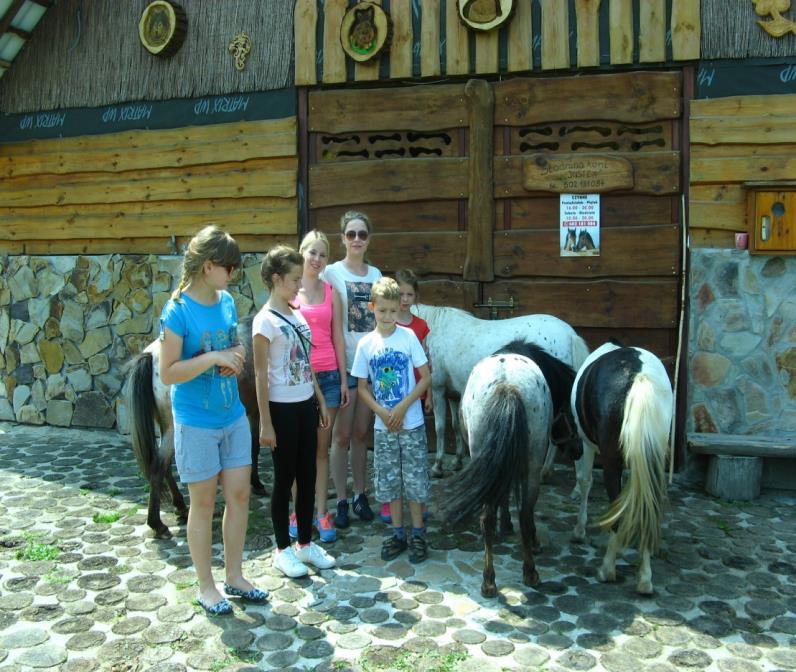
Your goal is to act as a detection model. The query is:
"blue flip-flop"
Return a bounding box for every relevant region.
[196,596,233,616]
[223,583,269,603]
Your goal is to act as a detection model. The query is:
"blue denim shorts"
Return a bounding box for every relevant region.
[316,369,342,409]
[174,413,251,483]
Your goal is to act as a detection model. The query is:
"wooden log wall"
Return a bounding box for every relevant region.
[294,0,701,85]
[689,94,796,248]
[0,117,299,255]
[307,71,683,365]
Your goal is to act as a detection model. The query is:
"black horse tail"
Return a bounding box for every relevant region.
[441,385,529,529]
[128,352,158,481]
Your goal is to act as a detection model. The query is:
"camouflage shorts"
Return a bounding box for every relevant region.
[373,426,430,504]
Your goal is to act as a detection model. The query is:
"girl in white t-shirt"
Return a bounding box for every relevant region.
[252,245,335,578]
[322,211,382,529]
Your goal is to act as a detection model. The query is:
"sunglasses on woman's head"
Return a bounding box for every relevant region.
[345,230,369,241]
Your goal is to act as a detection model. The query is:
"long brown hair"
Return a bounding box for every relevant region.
[171,225,241,301]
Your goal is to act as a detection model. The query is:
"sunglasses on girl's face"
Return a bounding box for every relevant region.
[345,230,369,241]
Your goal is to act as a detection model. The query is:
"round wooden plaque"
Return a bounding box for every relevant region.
[340,2,391,63]
[139,1,188,56]
[457,0,515,32]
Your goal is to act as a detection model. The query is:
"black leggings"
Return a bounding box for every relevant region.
[270,398,318,549]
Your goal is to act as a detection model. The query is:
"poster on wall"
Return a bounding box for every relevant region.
[560,193,600,257]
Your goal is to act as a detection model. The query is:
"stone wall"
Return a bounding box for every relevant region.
[688,250,796,437]
[0,254,267,432]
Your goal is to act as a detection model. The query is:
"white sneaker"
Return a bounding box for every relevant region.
[273,546,308,578]
[295,542,336,570]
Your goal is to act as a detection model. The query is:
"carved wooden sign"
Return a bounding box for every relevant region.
[523,154,635,193]
[457,0,515,32]
[139,1,187,56]
[752,0,796,37]
[340,2,392,62]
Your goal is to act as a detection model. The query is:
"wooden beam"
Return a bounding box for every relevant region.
[639,0,665,63]
[671,0,700,60]
[464,79,495,282]
[507,0,533,72]
[8,26,31,40]
[475,29,499,75]
[445,0,469,75]
[575,0,601,68]
[420,0,441,77]
[609,0,633,64]
[389,0,413,78]
[322,0,347,84]
[294,0,317,85]
[0,0,26,37]
[540,0,570,70]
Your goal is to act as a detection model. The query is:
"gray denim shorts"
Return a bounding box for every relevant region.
[174,413,251,483]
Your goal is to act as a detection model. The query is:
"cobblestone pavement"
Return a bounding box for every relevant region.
[0,422,795,672]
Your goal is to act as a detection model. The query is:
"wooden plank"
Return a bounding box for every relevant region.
[420,0,441,77]
[368,231,466,274]
[1,118,297,178]
[671,0,700,61]
[309,84,467,133]
[486,279,679,329]
[445,0,469,75]
[577,327,676,365]
[575,0,601,68]
[322,0,348,84]
[509,121,674,154]
[416,279,480,312]
[389,0,413,78]
[312,200,461,235]
[639,0,666,63]
[0,198,297,240]
[495,152,681,197]
[1,157,298,207]
[493,225,679,278]
[355,0,383,82]
[522,153,634,193]
[294,0,318,85]
[691,155,796,183]
[688,433,796,458]
[510,194,673,229]
[495,71,681,125]
[309,157,468,208]
[689,229,734,248]
[691,94,796,118]
[609,0,633,65]
[464,79,495,282]
[688,201,746,232]
[691,143,796,160]
[540,0,570,70]
[475,28,499,74]
[507,0,533,72]
[690,115,796,146]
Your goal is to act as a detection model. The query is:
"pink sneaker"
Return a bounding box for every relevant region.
[316,512,337,543]
[380,502,392,524]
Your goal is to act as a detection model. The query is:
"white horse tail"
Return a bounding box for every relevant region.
[128,351,159,481]
[600,372,670,554]
[571,333,590,370]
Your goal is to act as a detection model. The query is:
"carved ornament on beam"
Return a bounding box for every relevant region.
[752,0,796,37]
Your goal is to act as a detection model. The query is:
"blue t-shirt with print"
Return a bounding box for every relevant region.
[159,291,245,429]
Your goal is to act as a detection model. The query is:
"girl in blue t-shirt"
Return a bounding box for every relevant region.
[159,225,267,616]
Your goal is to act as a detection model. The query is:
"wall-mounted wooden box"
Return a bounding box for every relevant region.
[745,184,796,255]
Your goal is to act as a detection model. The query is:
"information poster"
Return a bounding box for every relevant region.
[560,193,600,257]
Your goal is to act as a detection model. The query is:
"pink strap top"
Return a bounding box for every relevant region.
[298,283,338,373]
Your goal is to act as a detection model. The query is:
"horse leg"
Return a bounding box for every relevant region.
[480,503,498,598]
[636,549,653,595]
[540,442,557,482]
[573,443,595,541]
[597,531,621,583]
[519,487,540,587]
[597,457,623,582]
[430,385,447,478]
[498,494,513,537]
[248,415,267,496]
[449,398,465,471]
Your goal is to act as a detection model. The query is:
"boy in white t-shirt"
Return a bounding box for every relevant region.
[350,278,431,563]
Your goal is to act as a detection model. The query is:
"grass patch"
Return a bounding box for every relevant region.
[16,533,60,562]
[208,648,260,671]
[714,518,735,536]
[362,648,468,672]
[93,511,121,524]
[44,568,72,585]
[105,487,122,497]
[175,580,197,591]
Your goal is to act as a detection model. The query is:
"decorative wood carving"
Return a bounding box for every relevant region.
[457,0,514,31]
[228,32,252,71]
[523,154,635,193]
[340,2,392,62]
[752,0,796,36]
[138,1,187,56]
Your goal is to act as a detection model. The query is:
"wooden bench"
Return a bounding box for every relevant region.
[687,433,796,500]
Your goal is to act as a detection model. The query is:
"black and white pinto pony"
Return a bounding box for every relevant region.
[571,342,672,595]
[440,341,577,598]
[126,316,263,539]
[413,304,590,478]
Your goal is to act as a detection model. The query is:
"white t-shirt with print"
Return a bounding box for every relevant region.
[322,261,382,371]
[351,326,427,432]
[251,306,314,403]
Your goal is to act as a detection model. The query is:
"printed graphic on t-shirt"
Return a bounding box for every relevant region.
[345,281,376,333]
[371,348,410,409]
[279,323,313,386]
[190,325,238,409]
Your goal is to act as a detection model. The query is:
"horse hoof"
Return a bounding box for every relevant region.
[540,469,553,484]
[251,482,268,497]
[452,458,463,471]
[636,581,654,596]
[481,583,498,598]
[430,464,444,479]
[569,486,580,501]
[499,522,514,537]
[154,526,172,540]
[597,567,615,583]
[523,569,540,587]
[572,527,585,542]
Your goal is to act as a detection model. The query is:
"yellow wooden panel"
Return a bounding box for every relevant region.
[309,157,468,208]
[1,157,298,207]
[540,0,569,70]
[390,0,413,78]
[507,0,533,72]
[355,0,382,81]
[421,0,441,77]
[610,0,633,64]
[671,0,700,60]
[691,115,796,146]
[445,0,469,75]
[639,0,665,63]
[294,0,317,85]
[475,29,499,74]
[1,118,297,179]
[691,155,796,183]
[323,0,347,83]
[688,201,745,232]
[0,198,297,240]
[575,0,601,68]
[691,94,796,118]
